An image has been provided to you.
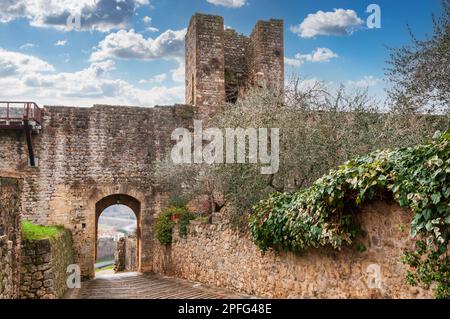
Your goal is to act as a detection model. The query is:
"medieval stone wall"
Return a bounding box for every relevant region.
[185,14,226,118]
[20,228,74,299]
[97,237,115,261]
[247,19,284,90]
[152,201,433,299]
[185,13,284,114]
[224,29,250,102]
[0,177,21,299]
[0,104,194,278]
[115,236,137,272]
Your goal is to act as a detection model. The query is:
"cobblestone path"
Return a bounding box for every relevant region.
[67,272,252,299]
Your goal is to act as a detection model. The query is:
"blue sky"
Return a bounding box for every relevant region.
[0,0,444,107]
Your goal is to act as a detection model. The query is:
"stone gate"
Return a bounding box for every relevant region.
[0,105,194,278]
[0,13,285,279]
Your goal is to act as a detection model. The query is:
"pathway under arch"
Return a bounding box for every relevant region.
[94,194,142,275]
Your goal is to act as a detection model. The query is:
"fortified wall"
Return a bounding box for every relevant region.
[0,105,195,278]
[0,13,434,298]
[0,12,284,281]
[0,177,21,298]
[185,13,284,117]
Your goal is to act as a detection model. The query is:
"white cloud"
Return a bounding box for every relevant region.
[0,48,54,76]
[142,16,152,24]
[347,75,380,88]
[139,73,167,84]
[54,40,67,46]
[170,60,185,83]
[20,43,37,50]
[284,57,302,67]
[145,26,159,33]
[90,28,187,62]
[291,9,364,38]
[0,48,184,107]
[285,48,338,67]
[206,0,246,8]
[0,0,149,32]
[298,48,338,62]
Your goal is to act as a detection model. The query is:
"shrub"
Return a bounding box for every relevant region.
[250,129,450,298]
[155,206,194,245]
[212,84,449,229]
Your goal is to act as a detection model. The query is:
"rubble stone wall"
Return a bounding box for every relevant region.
[19,229,74,299]
[153,202,434,299]
[0,177,21,299]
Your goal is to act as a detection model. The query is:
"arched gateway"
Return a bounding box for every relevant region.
[95,194,141,274]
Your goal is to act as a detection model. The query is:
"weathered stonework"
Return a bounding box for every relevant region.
[19,229,74,299]
[0,177,21,299]
[115,236,137,272]
[97,237,115,261]
[152,202,433,299]
[185,13,284,117]
[0,105,194,279]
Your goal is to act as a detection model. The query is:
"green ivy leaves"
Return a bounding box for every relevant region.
[250,128,450,298]
[155,206,194,246]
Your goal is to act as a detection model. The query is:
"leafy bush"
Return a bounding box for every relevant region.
[250,129,450,298]
[155,206,194,245]
[155,210,175,246]
[179,212,195,238]
[212,84,448,229]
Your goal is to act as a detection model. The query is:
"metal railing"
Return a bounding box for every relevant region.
[0,101,42,125]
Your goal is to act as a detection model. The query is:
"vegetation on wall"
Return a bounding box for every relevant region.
[21,221,65,241]
[211,84,449,230]
[155,206,194,245]
[249,129,450,298]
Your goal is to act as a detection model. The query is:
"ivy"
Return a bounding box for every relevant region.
[179,212,195,238]
[155,206,194,245]
[249,128,450,298]
[155,210,175,246]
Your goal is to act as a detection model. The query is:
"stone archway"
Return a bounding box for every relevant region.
[94,194,141,275]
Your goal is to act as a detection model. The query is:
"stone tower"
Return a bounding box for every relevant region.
[185,13,284,118]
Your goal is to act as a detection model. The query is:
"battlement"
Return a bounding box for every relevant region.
[185,13,284,118]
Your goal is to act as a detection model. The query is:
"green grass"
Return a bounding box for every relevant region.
[21,220,65,241]
[95,265,115,272]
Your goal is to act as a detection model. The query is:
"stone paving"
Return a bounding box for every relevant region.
[67,271,253,299]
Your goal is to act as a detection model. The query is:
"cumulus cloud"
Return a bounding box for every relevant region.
[170,59,185,83]
[0,48,54,76]
[0,0,149,32]
[54,40,67,47]
[206,0,246,8]
[347,75,380,88]
[285,48,338,67]
[139,73,167,84]
[90,28,186,62]
[284,57,302,68]
[291,9,364,38]
[0,48,184,107]
[142,16,152,24]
